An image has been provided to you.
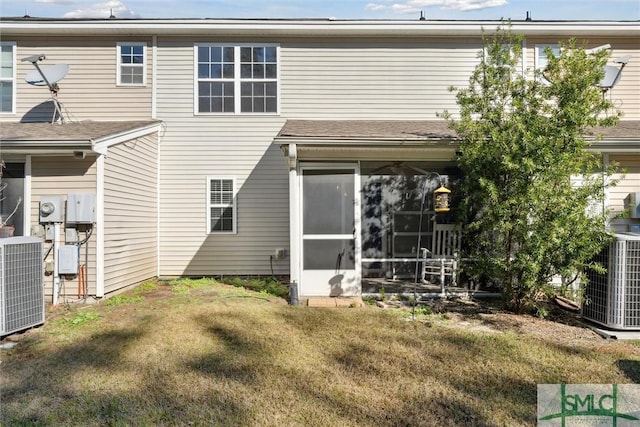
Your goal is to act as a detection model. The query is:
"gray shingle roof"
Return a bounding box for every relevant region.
[275,119,640,142]
[0,120,161,143]
[277,120,457,140]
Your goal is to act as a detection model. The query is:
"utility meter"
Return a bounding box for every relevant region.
[39,195,64,223]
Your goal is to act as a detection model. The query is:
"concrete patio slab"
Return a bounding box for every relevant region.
[307,297,364,308]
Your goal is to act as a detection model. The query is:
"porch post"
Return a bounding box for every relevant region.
[287,144,300,295]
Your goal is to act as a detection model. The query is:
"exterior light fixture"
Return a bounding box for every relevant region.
[434,183,451,213]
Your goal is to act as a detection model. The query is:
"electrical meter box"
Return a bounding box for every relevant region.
[39,195,65,223]
[66,193,96,224]
[58,245,79,275]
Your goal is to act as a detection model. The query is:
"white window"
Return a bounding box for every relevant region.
[206,177,237,233]
[535,44,560,71]
[195,44,278,114]
[0,42,16,113]
[117,42,146,86]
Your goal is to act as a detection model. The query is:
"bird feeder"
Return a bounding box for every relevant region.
[434,184,451,213]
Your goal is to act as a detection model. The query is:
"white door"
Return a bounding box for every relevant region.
[300,166,360,296]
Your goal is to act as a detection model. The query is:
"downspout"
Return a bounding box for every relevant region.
[95,154,105,298]
[156,126,161,279]
[602,153,610,228]
[23,155,31,236]
[153,35,161,279]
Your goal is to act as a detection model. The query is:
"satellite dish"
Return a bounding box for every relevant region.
[598,55,631,93]
[21,54,70,123]
[24,63,69,86]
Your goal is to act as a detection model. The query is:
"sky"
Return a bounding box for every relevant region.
[1,0,639,21]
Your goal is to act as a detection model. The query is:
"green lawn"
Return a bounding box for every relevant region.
[1,279,638,426]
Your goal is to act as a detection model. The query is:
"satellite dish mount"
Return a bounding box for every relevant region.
[22,54,69,123]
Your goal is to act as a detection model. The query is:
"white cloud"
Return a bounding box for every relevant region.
[365,3,389,11]
[36,0,75,5]
[366,0,508,15]
[63,0,139,18]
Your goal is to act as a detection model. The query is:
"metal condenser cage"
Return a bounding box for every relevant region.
[0,236,45,336]
[583,233,640,330]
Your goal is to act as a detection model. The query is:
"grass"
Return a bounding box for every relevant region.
[1,279,639,426]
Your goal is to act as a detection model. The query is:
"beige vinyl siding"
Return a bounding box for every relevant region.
[157,121,289,276]
[30,156,97,297]
[154,37,482,276]
[525,37,640,120]
[280,39,481,119]
[609,154,640,232]
[2,37,153,123]
[156,38,290,276]
[103,134,158,294]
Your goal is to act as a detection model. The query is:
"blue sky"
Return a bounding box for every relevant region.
[1,0,639,20]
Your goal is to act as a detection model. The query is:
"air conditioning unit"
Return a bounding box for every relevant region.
[0,236,45,336]
[583,233,640,330]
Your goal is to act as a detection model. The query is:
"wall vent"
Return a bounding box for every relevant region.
[0,237,45,336]
[583,233,640,330]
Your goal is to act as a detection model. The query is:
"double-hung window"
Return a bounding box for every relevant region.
[0,42,16,113]
[535,44,560,71]
[207,177,237,233]
[196,44,278,114]
[535,44,560,84]
[117,42,146,86]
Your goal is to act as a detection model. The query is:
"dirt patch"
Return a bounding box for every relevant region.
[382,297,615,344]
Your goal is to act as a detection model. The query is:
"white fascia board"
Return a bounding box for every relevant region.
[1,19,637,38]
[588,140,640,153]
[91,122,161,155]
[0,142,92,154]
[274,137,459,146]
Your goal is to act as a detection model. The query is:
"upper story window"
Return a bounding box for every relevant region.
[195,44,279,114]
[535,44,561,71]
[117,42,146,86]
[0,42,16,113]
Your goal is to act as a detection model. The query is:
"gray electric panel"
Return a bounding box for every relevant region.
[58,245,79,275]
[66,193,96,224]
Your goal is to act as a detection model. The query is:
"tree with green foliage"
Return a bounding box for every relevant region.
[441,26,620,313]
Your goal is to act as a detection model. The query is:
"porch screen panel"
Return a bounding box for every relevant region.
[303,239,355,270]
[302,170,354,235]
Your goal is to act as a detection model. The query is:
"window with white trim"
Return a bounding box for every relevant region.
[196,44,278,114]
[207,177,236,233]
[117,42,146,86]
[535,44,560,71]
[0,42,16,113]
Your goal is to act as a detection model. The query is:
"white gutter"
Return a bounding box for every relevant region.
[588,140,640,153]
[274,137,459,146]
[0,19,637,37]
